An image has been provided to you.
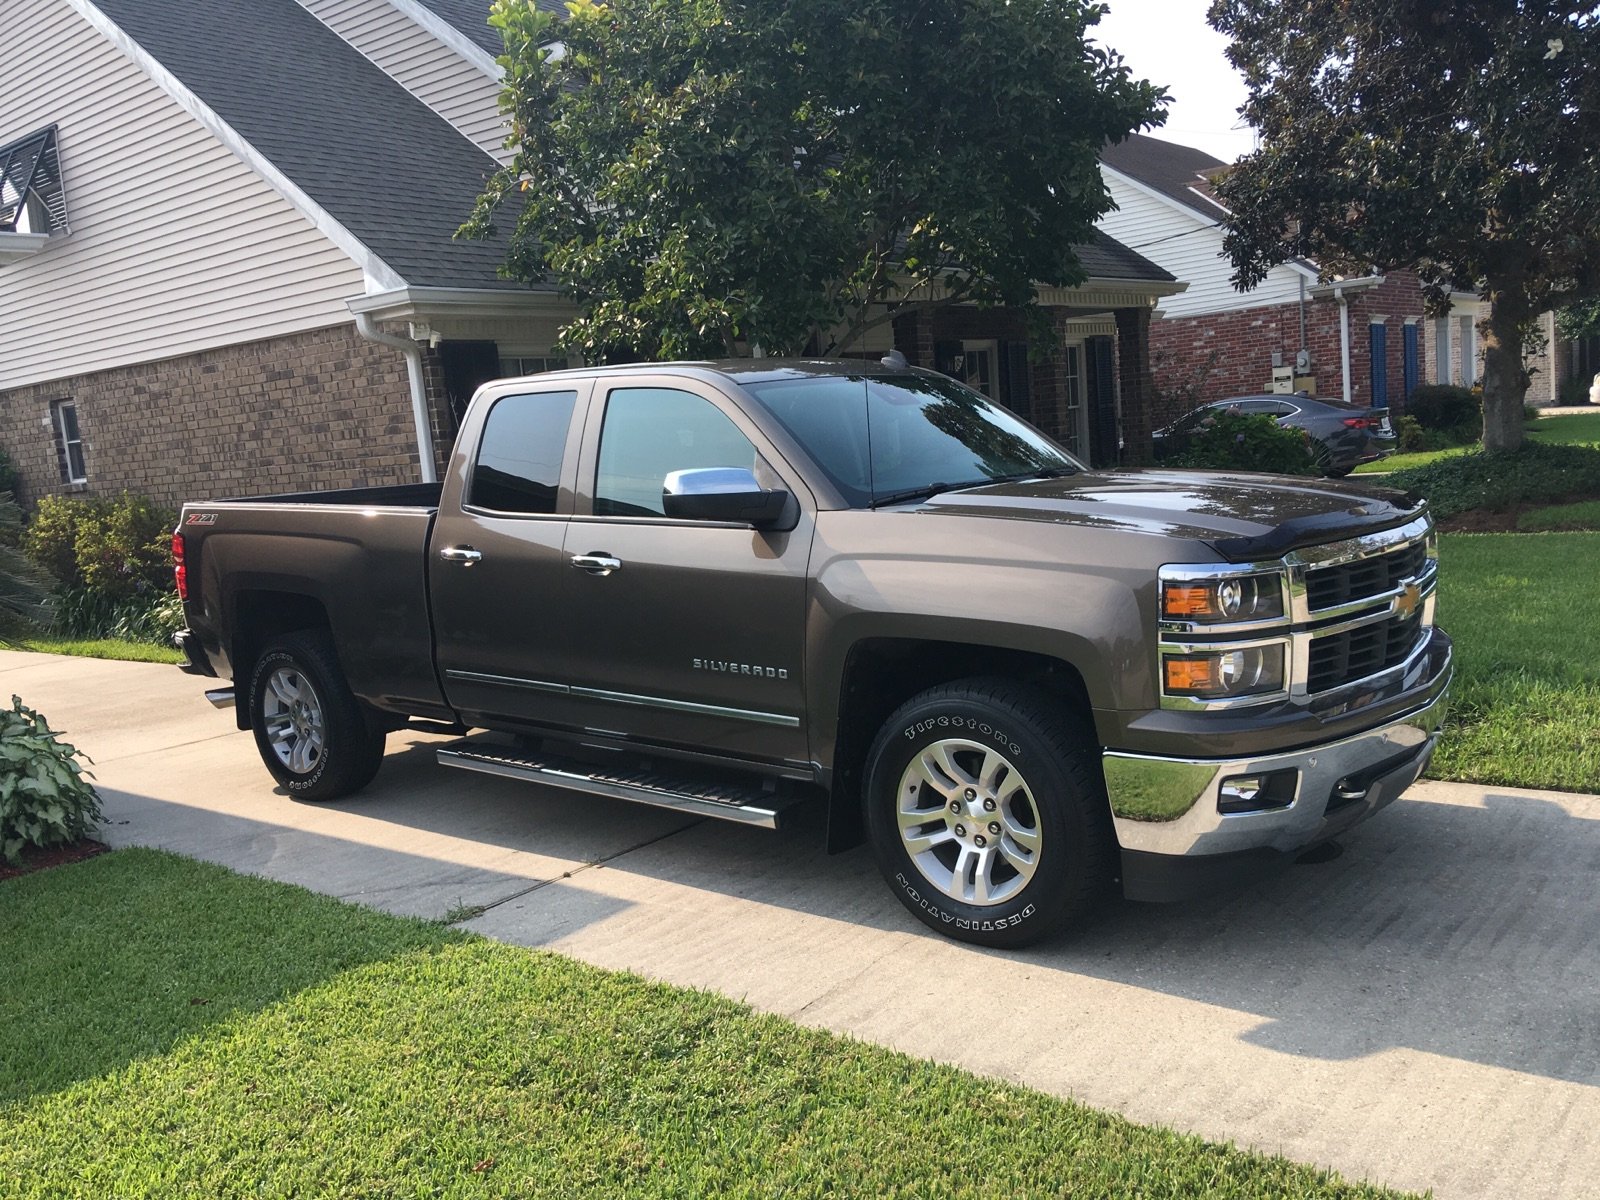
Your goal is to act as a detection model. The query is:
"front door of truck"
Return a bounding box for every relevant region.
[552,379,814,769]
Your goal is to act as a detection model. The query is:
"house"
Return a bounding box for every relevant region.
[0,0,1183,509]
[1096,133,1580,417]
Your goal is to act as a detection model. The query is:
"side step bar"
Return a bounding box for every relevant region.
[436,742,805,829]
[204,688,235,710]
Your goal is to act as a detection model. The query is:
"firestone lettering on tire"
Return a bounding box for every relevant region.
[902,714,1021,756]
[895,872,1036,932]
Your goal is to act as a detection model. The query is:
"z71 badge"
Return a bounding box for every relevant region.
[185,513,218,525]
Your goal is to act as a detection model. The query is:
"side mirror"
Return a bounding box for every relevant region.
[662,467,789,526]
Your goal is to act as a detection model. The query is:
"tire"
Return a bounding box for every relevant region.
[863,678,1113,948]
[248,631,386,801]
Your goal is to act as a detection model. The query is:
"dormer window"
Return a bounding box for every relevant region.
[0,126,67,264]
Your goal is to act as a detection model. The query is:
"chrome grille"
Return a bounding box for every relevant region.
[1307,610,1426,693]
[1304,539,1429,613]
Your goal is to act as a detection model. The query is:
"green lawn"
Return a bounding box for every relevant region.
[0,850,1410,1199]
[1354,409,1600,474]
[1433,531,1600,793]
[18,636,184,664]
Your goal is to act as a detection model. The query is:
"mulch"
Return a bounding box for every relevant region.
[1436,497,1600,534]
[0,838,110,882]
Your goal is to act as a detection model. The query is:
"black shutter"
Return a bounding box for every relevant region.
[1087,336,1117,467]
[933,339,962,377]
[1005,342,1032,422]
[440,340,502,425]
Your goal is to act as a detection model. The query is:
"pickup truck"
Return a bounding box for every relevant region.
[174,358,1451,947]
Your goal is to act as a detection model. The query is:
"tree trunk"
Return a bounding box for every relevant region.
[1479,284,1531,453]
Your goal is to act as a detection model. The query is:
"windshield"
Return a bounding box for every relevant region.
[742,373,1080,508]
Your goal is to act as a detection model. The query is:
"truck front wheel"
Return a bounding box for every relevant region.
[248,631,386,801]
[863,679,1112,948]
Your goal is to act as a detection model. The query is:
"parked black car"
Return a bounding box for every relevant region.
[1154,394,1397,476]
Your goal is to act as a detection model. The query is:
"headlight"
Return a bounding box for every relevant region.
[1160,570,1285,624]
[1162,644,1286,700]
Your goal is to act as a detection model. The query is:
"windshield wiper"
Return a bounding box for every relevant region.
[985,465,1079,484]
[869,468,1076,509]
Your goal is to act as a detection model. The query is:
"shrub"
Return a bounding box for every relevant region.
[1392,414,1427,453]
[1385,442,1600,518]
[24,493,176,603]
[1405,384,1482,438]
[0,448,18,506]
[0,495,52,645]
[0,695,101,865]
[1168,412,1318,475]
[1558,374,1594,406]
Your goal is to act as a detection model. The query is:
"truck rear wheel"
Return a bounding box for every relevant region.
[863,678,1112,948]
[248,631,386,801]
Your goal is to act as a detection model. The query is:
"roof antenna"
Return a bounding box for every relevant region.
[880,349,908,369]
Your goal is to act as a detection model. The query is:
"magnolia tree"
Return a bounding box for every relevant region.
[463,0,1164,361]
[1209,1,1600,451]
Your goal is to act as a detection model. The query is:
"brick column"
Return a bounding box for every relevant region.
[1116,305,1155,466]
[892,309,936,368]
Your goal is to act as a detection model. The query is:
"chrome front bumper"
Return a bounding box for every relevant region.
[1105,664,1450,861]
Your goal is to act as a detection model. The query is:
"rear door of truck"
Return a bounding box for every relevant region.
[428,379,591,730]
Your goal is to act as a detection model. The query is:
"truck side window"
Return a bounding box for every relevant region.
[594,388,760,518]
[469,390,579,514]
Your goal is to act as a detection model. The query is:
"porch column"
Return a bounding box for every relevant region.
[1116,304,1155,466]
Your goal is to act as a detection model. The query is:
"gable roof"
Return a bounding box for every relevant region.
[1077,228,1175,283]
[1100,133,1231,222]
[91,0,528,290]
[414,0,564,57]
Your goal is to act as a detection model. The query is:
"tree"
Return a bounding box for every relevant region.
[1208,1,1600,452]
[463,0,1165,362]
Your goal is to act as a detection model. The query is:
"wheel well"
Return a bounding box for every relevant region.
[825,638,1094,852]
[228,591,331,729]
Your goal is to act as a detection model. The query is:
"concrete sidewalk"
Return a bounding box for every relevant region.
[6,648,1599,1199]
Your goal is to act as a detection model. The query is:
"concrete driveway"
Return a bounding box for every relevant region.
[6,648,1599,1199]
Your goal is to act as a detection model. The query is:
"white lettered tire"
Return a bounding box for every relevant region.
[864,678,1111,947]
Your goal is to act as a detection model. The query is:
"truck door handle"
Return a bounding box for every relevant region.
[439,545,482,565]
[570,553,622,575]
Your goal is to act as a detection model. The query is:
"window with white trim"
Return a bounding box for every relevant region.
[498,353,569,377]
[51,400,86,484]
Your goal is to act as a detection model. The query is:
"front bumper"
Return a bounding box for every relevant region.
[1104,643,1451,901]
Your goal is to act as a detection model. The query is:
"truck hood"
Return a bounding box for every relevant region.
[918,469,1426,560]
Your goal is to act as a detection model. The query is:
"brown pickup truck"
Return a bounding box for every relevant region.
[174,358,1451,947]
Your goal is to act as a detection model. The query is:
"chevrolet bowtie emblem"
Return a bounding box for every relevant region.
[1394,581,1422,620]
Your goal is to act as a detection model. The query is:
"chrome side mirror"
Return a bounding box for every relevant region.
[662,467,790,526]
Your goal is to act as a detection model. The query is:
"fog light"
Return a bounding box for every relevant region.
[1218,769,1298,814]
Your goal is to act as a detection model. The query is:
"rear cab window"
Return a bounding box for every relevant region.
[469,390,580,514]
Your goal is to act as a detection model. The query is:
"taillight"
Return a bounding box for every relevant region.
[1342,416,1377,429]
[172,531,188,601]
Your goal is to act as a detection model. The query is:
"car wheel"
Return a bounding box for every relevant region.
[863,678,1113,948]
[249,630,386,801]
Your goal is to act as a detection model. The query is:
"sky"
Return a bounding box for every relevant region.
[1090,0,1257,163]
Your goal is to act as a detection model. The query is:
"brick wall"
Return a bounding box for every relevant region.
[1149,272,1429,423]
[0,324,422,508]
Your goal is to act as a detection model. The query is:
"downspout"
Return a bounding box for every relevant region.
[353,312,437,484]
[1337,288,1353,405]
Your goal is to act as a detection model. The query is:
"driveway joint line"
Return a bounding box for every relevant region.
[457,817,706,921]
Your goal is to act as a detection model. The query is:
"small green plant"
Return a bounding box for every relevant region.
[48,588,183,646]
[0,696,101,865]
[1169,412,1318,475]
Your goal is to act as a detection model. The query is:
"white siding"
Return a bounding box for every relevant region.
[299,0,511,165]
[0,0,366,390]
[1098,168,1309,319]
